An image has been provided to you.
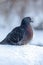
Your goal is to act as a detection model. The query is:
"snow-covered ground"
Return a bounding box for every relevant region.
[0,45,43,65]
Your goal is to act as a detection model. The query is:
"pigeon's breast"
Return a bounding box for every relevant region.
[26,25,33,42]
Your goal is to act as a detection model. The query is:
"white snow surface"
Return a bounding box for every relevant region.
[0,45,43,65]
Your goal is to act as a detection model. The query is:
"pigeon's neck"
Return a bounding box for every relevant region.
[21,23,30,29]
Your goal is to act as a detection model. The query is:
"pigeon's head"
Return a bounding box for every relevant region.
[21,17,33,26]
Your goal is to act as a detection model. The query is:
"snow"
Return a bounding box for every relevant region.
[0,45,43,65]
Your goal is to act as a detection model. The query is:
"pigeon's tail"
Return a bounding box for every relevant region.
[0,39,7,45]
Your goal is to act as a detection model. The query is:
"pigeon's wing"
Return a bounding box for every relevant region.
[7,27,25,44]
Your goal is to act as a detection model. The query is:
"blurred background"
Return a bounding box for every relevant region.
[0,0,43,46]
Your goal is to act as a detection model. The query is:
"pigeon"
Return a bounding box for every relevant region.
[0,17,33,45]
